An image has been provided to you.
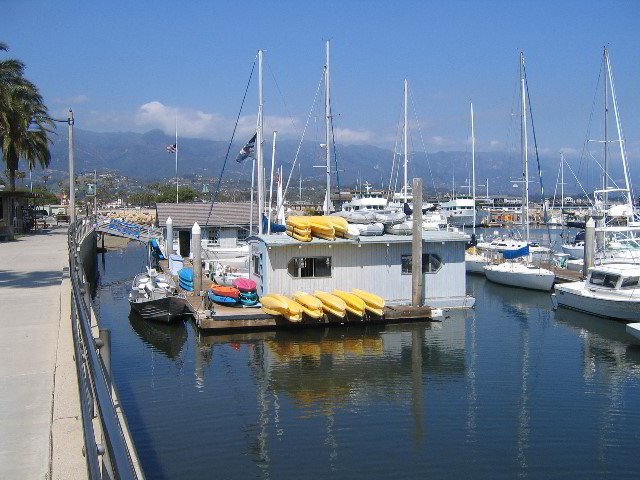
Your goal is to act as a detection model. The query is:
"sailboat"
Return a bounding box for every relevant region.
[483,52,555,291]
[465,102,491,273]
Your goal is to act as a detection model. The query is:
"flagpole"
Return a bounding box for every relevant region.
[257,49,264,234]
[175,115,179,204]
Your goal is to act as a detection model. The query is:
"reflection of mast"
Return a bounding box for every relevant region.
[516,321,530,473]
[411,326,424,441]
[194,333,211,389]
[465,310,477,441]
[252,342,271,475]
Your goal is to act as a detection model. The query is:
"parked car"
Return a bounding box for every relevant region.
[35,209,48,218]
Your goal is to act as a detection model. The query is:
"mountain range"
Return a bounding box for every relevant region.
[41,127,638,198]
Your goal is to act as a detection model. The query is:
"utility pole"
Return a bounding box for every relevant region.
[68,109,75,224]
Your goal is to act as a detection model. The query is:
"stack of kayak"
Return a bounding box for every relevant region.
[208,285,239,305]
[178,267,194,291]
[260,289,385,322]
[207,277,259,306]
[285,216,357,242]
[232,278,258,306]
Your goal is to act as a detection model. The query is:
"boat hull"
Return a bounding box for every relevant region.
[561,244,584,259]
[129,296,188,323]
[484,263,555,291]
[465,253,489,274]
[554,283,640,321]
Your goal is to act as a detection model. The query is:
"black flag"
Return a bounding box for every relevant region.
[235,133,257,163]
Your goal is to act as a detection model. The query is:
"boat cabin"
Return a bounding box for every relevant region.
[248,231,474,308]
[586,264,640,291]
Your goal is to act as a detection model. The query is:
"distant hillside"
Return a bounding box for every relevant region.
[42,127,638,196]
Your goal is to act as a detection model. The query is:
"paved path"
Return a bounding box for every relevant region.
[0,227,84,479]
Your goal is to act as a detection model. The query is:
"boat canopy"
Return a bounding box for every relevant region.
[503,245,529,259]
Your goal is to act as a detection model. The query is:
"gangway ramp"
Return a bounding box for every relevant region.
[96,218,163,242]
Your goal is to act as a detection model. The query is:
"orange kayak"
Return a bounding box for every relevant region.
[210,285,240,299]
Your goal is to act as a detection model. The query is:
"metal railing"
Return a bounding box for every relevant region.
[69,217,141,480]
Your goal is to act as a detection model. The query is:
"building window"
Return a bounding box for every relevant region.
[237,227,249,242]
[253,254,260,277]
[401,254,442,275]
[287,257,332,278]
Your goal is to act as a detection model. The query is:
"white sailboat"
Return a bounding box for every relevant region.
[483,52,555,291]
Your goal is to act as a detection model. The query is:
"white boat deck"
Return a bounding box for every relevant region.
[626,323,640,341]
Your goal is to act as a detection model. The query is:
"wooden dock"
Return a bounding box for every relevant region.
[159,258,441,334]
[540,262,583,284]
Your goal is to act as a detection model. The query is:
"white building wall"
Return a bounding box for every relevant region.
[261,240,466,305]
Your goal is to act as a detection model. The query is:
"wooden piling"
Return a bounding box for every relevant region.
[412,178,423,306]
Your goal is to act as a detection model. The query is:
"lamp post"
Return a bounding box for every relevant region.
[51,110,75,224]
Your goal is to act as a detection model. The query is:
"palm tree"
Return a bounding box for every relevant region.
[0,43,53,191]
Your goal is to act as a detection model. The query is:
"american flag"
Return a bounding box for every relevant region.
[166,143,177,153]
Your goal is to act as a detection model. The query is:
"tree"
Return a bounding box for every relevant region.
[0,43,53,191]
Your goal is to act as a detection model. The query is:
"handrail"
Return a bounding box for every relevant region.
[68,216,141,480]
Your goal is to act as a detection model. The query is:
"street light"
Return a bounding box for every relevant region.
[50,110,75,224]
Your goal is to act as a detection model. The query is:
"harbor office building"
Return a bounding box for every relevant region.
[248,231,475,308]
[156,202,257,257]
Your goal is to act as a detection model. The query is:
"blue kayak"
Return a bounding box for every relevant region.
[208,291,238,305]
[178,267,193,282]
[239,291,257,301]
[239,296,258,306]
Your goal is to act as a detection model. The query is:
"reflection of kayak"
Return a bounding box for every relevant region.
[208,291,238,305]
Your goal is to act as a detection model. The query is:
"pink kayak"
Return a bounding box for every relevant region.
[232,277,256,292]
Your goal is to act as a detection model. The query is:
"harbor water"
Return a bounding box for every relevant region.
[94,238,640,479]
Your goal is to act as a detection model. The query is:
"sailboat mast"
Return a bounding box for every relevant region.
[471,101,476,234]
[324,40,331,215]
[257,49,264,234]
[520,51,529,242]
[404,79,409,203]
[605,48,633,209]
[603,47,608,213]
[560,153,564,211]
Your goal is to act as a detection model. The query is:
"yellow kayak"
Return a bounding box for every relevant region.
[311,231,335,241]
[286,224,311,234]
[286,230,311,242]
[283,311,303,323]
[274,294,302,316]
[310,216,347,235]
[364,305,384,317]
[314,291,346,318]
[260,294,289,314]
[351,289,385,310]
[286,216,312,229]
[332,289,365,317]
[299,305,324,319]
[293,291,324,310]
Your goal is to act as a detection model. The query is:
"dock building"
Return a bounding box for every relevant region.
[248,230,474,308]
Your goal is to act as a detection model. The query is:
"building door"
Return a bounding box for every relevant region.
[179,230,191,257]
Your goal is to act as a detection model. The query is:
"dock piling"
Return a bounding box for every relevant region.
[584,217,595,278]
[192,222,202,295]
[166,216,173,257]
[412,178,423,306]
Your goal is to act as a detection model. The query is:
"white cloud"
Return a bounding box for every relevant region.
[559,147,578,157]
[489,140,502,149]
[431,135,446,146]
[333,127,375,144]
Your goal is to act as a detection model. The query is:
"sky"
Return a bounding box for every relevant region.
[4,0,640,161]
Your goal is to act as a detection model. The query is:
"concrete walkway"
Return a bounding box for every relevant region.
[0,226,86,479]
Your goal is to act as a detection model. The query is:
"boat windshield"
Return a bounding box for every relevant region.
[620,276,639,289]
[589,271,620,288]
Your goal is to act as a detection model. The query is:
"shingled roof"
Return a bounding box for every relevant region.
[156,202,258,228]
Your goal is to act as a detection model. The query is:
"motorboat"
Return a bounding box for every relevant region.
[128,269,189,323]
[465,249,490,274]
[561,231,585,259]
[553,263,640,320]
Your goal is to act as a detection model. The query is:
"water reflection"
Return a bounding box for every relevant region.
[128,311,188,361]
